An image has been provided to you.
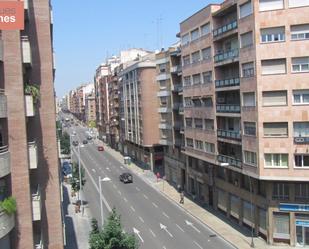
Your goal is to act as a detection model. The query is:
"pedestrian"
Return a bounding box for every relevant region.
[180,191,184,204]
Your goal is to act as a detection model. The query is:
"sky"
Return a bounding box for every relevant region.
[53,0,220,97]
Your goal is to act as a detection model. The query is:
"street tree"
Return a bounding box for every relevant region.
[70,162,86,192]
[60,131,70,154]
[89,209,139,249]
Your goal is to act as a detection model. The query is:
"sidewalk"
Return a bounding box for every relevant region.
[98,140,291,249]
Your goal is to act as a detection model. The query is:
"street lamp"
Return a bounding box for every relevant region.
[219,162,255,248]
[98,176,111,227]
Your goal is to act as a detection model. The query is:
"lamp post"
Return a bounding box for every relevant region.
[98,176,111,227]
[78,144,83,215]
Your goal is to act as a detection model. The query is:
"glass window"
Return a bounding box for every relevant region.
[289,0,309,8]
[192,98,202,107]
[185,118,193,127]
[184,97,192,107]
[291,24,309,41]
[243,92,256,107]
[201,23,210,36]
[192,74,201,85]
[241,31,253,48]
[191,51,200,63]
[259,0,284,11]
[181,33,190,46]
[201,47,211,61]
[240,1,252,18]
[242,62,254,77]
[294,122,309,137]
[202,71,212,84]
[273,213,290,239]
[259,208,267,232]
[183,76,191,86]
[191,29,199,41]
[260,27,285,43]
[186,138,194,147]
[204,119,214,130]
[262,91,287,106]
[293,90,309,104]
[261,59,286,75]
[243,200,254,226]
[194,118,203,129]
[295,155,309,168]
[183,55,190,66]
[195,140,204,150]
[205,142,215,153]
[244,151,257,165]
[244,122,256,136]
[295,183,309,200]
[230,194,240,218]
[292,57,309,73]
[265,154,288,167]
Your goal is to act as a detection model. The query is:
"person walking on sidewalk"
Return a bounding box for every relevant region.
[180,191,184,204]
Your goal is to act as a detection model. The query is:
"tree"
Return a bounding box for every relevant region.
[70,162,86,192]
[89,209,139,249]
[88,120,96,128]
[60,131,71,155]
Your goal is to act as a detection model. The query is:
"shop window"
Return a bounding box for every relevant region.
[273,213,290,239]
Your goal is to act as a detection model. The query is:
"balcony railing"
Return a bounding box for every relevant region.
[0,204,15,239]
[214,48,239,63]
[0,145,10,178]
[170,65,182,74]
[28,141,38,169]
[217,129,241,140]
[218,154,242,168]
[32,186,41,221]
[172,85,183,92]
[216,104,240,113]
[215,78,240,88]
[213,20,237,37]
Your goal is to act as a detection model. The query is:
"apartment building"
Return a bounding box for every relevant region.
[180,0,309,246]
[119,54,164,172]
[85,91,96,125]
[156,44,186,187]
[0,0,63,248]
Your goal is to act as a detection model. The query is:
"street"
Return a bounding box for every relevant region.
[68,125,234,249]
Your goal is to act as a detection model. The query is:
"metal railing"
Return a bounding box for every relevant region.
[213,20,238,37]
[216,104,240,113]
[215,78,240,88]
[218,154,242,168]
[217,129,241,140]
[214,48,239,63]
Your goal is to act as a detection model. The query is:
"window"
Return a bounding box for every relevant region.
[293,90,309,104]
[294,154,309,168]
[240,1,252,18]
[202,71,212,84]
[260,27,285,43]
[183,55,190,66]
[289,0,309,7]
[273,213,290,239]
[184,97,192,107]
[192,74,201,85]
[181,33,190,46]
[158,63,166,73]
[244,151,257,166]
[265,153,288,167]
[201,23,210,36]
[295,183,309,201]
[261,59,286,75]
[259,208,267,232]
[186,138,194,147]
[191,29,199,41]
[242,62,254,77]
[185,118,193,127]
[291,24,309,41]
[262,91,287,106]
[293,122,309,137]
[273,184,289,200]
[183,76,191,86]
[202,97,213,107]
[160,96,168,105]
[205,119,214,130]
[243,200,254,226]
[243,92,255,107]
[240,31,253,48]
[194,118,203,129]
[191,51,200,63]
[292,57,309,73]
[259,0,284,11]
[264,122,288,137]
[192,98,202,107]
[201,47,211,61]
[195,140,204,150]
[244,122,256,136]
[205,142,215,153]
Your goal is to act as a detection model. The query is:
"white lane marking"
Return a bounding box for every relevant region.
[135,187,140,191]
[117,190,122,195]
[163,247,167,249]
[124,198,128,203]
[130,206,135,212]
[149,229,156,238]
[92,168,96,173]
[185,220,201,233]
[133,228,144,243]
[152,202,158,208]
[106,167,111,172]
[143,194,149,200]
[160,223,173,238]
[176,224,184,232]
[163,212,169,219]
[139,216,144,223]
[193,241,203,249]
[120,166,124,170]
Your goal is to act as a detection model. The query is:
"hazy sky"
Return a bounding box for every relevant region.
[53,0,219,97]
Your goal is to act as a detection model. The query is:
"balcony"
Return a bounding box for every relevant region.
[217,129,241,140]
[170,65,182,74]
[159,123,172,129]
[32,186,41,221]
[159,139,172,145]
[0,146,10,178]
[158,107,171,113]
[21,36,32,64]
[0,207,15,239]
[0,39,3,61]
[215,78,240,89]
[216,104,240,113]
[218,154,242,169]
[25,95,35,117]
[157,90,171,97]
[214,49,239,64]
[28,141,38,169]
[213,20,238,38]
[0,90,7,118]
[156,73,170,81]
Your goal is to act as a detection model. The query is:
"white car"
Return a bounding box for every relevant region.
[72,131,76,135]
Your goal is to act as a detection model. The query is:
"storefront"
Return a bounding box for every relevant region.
[296,219,309,247]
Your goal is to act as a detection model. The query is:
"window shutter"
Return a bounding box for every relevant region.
[240,1,252,18]
[261,59,286,74]
[241,32,253,47]
[243,92,255,106]
[259,0,284,11]
[291,24,309,33]
[262,91,287,106]
[264,123,288,136]
[289,0,309,7]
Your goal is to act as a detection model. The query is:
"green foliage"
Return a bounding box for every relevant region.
[91,218,99,235]
[88,120,96,128]
[60,131,70,155]
[24,84,40,104]
[70,162,86,192]
[89,208,139,249]
[56,121,62,139]
[0,197,17,215]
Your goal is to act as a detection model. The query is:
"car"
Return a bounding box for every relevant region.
[119,173,133,183]
[62,162,72,177]
[72,131,76,135]
[97,146,104,151]
[87,135,92,140]
[82,140,88,145]
[72,141,79,146]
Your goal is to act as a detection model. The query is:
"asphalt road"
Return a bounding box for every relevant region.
[64,116,234,249]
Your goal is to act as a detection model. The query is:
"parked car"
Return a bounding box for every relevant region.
[82,140,88,145]
[97,146,104,151]
[119,173,133,183]
[62,161,72,177]
[72,141,79,146]
[87,135,92,140]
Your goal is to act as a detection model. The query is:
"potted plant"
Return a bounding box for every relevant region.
[0,196,17,215]
[24,83,40,104]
